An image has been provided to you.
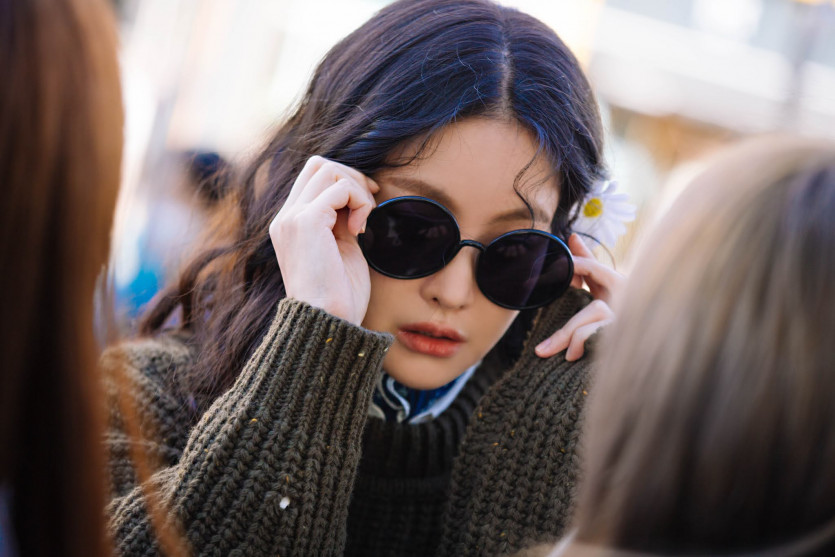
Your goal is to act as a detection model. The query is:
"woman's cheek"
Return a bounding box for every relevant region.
[362,271,409,332]
[473,305,520,356]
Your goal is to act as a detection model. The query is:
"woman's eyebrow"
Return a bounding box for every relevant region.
[383,175,552,226]
[490,207,550,226]
[384,176,459,212]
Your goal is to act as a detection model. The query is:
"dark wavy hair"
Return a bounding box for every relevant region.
[142,0,606,401]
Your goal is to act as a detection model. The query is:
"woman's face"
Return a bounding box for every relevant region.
[362,118,559,389]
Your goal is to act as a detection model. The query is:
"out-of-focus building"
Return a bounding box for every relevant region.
[584,0,835,231]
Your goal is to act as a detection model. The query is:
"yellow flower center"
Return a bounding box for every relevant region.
[583,197,603,218]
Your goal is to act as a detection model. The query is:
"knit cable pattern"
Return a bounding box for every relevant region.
[438,288,593,556]
[105,299,392,556]
[105,290,594,556]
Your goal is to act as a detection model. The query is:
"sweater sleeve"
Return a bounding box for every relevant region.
[104,298,393,557]
[439,288,595,557]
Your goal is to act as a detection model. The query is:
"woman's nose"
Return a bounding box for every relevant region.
[419,246,479,310]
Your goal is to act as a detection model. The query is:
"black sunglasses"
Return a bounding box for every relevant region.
[358,196,573,310]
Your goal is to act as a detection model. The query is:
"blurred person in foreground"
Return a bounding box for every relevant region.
[0,0,123,555]
[529,137,835,557]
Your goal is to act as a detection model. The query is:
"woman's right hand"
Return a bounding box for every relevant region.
[269,156,379,325]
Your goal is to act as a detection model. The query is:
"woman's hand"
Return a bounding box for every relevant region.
[534,234,625,361]
[269,156,379,325]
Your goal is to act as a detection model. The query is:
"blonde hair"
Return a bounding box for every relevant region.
[573,137,835,555]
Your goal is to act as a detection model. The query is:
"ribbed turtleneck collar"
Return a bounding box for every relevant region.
[358,351,505,479]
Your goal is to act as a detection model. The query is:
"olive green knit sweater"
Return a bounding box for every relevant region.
[104,288,593,556]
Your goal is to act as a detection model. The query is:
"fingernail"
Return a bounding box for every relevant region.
[535,339,551,355]
[360,222,366,234]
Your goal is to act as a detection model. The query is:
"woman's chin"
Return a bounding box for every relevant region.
[382,345,472,390]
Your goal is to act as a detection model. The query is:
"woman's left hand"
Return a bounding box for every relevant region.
[534,234,625,361]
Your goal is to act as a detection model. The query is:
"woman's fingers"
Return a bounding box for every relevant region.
[535,299,613,359]
[297,159,378,236]
[572,256,625,301]
[285,155,326,205]
[567,233,624,302]
[270,156,379,325]
[569,233,595,258]
[565,321,610,361]
[277,174,376,237]
[285,155,380,208]
[569,233,594,288]
[296,157,378,203]
[308,178,376,236]
[535,232,623,360]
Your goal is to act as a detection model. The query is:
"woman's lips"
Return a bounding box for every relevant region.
[397,322,465,358]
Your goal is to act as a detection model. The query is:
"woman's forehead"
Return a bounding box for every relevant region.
[377,118,560,225]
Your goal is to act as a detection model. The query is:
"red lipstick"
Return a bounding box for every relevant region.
[397,322,464,358]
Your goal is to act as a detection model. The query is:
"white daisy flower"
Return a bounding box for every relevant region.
[572,180,636,249]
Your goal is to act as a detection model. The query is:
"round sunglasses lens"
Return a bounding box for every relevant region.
[477,232,573,309]
[360,198,459,278]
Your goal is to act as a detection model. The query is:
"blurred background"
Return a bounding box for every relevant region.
[108,0,835,330]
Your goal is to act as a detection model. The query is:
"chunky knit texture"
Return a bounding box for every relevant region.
[104,289,594,556]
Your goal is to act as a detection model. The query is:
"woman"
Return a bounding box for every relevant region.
[106,0,622,555]
[548,137,835,557]
[0,0,123,555]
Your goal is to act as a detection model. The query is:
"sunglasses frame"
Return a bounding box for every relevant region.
[358,196,574,310]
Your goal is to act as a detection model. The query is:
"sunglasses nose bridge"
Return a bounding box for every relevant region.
[457,239,485,253]
[445,239,484,263]
[438,239,484,280]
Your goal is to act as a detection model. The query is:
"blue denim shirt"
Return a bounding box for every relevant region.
[368,363,478,424]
